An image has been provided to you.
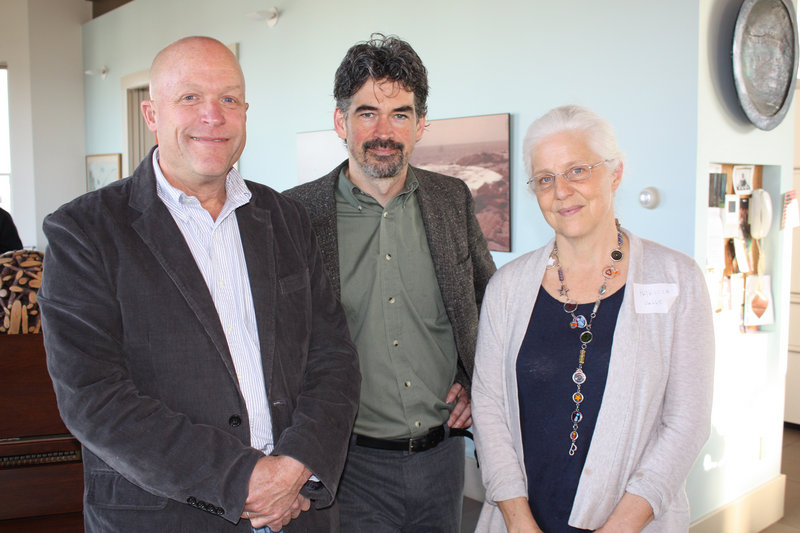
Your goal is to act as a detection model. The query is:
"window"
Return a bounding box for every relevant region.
[0,67,10,213]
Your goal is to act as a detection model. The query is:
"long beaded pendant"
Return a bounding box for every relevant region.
[550,220,624,456]
[568,302,597,456]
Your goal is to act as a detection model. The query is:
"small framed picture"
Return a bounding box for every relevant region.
[86,153,122,191]
[732,165,754,196]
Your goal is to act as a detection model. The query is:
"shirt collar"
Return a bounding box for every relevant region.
[153,147,252,220]
[336,166,419,209]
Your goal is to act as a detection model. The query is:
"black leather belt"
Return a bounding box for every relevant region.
[354,425,473,454]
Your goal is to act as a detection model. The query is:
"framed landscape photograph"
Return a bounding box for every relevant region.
[410,113,510,252]
[296,113,511,252]
[86,153,122,191]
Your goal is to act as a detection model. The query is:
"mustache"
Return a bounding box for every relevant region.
[363,139,404,152]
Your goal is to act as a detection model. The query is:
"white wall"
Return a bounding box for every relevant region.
[787,91,800,425]
[0,0,35,246]
[686,0,795,523]
[0,0,90,248]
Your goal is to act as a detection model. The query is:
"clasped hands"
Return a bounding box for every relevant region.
[240,384,470,531]
[242,455,312,531]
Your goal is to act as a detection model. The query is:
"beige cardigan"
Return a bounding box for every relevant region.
[472,230,714,532]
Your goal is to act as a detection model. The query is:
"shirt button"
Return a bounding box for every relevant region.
[218,280,226,287]
[383,212,388,218]
[414,421,422,428]
[388,297,395,303]
[404,381,411,388]
[385,253,392,260]
[393,340,399,347]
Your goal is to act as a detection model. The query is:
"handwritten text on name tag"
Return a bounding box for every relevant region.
[634,283,678,314]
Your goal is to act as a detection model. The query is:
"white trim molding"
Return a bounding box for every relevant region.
[689,475,785,533]
[119,69,150,176]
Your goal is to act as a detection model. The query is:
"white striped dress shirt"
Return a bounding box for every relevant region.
[152,149,273,454]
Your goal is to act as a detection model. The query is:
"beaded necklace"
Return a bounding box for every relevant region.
[547,219,623,456]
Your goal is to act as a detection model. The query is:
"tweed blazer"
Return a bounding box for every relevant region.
[284,161,496,387]
[39,149,360,532]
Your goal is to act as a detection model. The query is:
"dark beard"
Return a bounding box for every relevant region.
[358,139,406,179]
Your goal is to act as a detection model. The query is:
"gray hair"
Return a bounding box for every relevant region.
[522,105,624,178]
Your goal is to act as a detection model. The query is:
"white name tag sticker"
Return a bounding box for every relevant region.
[633,283,678,314]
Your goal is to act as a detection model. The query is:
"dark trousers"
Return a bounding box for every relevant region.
[337,432,465,533]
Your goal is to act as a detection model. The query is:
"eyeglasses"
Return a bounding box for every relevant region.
[527,160,609,191]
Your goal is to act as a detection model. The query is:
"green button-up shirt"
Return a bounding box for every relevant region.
[336,168,458,439]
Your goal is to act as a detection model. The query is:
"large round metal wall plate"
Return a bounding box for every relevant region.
[732,0,799,131]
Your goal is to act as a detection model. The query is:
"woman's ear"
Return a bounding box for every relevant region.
[611,161,623,191]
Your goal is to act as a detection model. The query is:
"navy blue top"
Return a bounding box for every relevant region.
[517,285,625,533]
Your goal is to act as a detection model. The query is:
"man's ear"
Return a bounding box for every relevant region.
[333,107,348,141]
[415,115,426,142]
[141,100,158,133]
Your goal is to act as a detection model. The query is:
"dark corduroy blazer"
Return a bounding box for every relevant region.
[284,161,496,388]
[39,149,360,532]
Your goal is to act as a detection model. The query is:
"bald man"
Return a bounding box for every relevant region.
[39,36,359,533]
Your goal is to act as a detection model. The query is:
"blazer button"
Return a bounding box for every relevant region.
[187,497,197,506]
[217,507,225,515]
[228,415,242,427]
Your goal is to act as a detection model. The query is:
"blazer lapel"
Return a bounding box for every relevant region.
[235,200,276,395]
[414,169,453,286]
[311,165,344,298]
[127,152,239,383]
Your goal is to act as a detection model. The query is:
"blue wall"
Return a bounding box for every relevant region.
[80,0,800,527]
[82,0,700,268]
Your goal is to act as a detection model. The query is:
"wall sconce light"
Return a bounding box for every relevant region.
[638,187,661,209]
[247,7,280,27]
[84,67,109,80]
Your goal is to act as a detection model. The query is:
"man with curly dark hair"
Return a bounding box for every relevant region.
[285,34,496,532]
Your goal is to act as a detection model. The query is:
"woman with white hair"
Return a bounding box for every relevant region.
[471,105,714,532]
